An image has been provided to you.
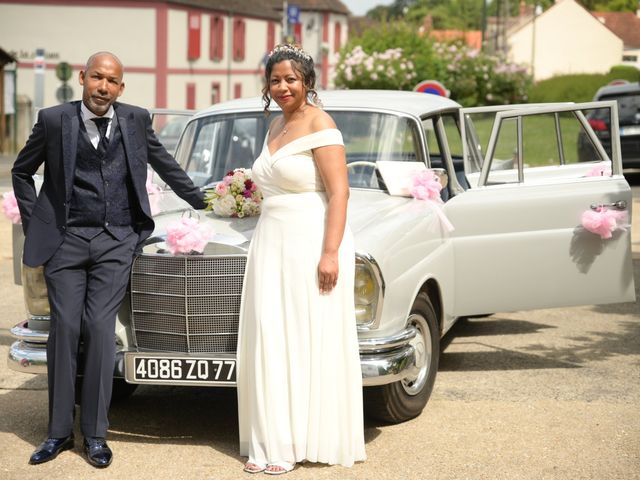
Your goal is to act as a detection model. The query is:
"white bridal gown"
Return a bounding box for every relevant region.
[237,128,366,467]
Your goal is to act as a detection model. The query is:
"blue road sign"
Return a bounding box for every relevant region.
[287,4,300,24]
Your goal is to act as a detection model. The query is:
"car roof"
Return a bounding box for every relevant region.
[194,90,462,119]
[594,81,640,99]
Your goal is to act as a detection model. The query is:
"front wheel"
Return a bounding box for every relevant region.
[363,292,440,423]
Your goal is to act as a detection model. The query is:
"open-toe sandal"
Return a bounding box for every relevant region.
[265,461,295,475]
[243,461,266,474]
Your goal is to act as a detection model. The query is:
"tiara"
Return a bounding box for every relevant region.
[268,44,312,62]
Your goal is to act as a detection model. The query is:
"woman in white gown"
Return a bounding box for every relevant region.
[237,44,366,475]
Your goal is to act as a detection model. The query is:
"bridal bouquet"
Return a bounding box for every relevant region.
[205,168,262,218]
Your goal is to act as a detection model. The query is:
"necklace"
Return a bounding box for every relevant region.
[281,126,289,136]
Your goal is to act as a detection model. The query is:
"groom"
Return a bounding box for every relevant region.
[12,51,206,468]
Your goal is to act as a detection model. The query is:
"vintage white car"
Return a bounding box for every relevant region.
[9,91,636,423]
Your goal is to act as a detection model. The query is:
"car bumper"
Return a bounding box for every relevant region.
[8,321,418,386]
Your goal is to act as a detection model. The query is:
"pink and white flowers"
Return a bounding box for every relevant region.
[205,169,262,217]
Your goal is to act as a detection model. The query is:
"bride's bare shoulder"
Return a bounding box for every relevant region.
[308,108,337,132]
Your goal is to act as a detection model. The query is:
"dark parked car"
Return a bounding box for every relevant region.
[578,81,640,171]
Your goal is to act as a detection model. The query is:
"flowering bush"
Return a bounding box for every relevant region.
[205,169,262,218]
[335,39,531,107]
[334,46,418,90]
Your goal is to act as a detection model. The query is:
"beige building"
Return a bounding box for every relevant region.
[506,0,623,81]
[0,0,349,113]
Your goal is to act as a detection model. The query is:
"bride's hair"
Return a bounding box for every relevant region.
[262,44,321,114]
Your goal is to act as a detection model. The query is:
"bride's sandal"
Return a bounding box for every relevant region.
[243,462,266,474]
[265,461,295,475]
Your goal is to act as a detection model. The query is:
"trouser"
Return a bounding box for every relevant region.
[43,229,138,438]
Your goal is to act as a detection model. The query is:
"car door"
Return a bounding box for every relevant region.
[445,101,635,317]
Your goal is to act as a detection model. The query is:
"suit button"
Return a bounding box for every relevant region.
[62,202,66,207]
[105,222,109,226]
[62,226,66,230]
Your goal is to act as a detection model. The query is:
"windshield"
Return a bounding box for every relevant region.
[173,111,421,189]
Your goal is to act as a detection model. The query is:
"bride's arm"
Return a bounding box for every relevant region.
[313,120,349,294]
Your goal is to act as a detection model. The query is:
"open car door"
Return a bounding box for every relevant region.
[445,101,635,316]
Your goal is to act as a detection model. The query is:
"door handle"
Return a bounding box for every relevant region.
[590,200,627,211]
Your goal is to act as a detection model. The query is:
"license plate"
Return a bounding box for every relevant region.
[620,125,640,136]
[124,353,236,386]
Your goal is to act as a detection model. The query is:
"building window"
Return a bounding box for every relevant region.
[334,22,342,52]
[233,18,246,61]
[267,22,276,52]
[210,15,224,61]
[293,23,302,45]
[186,83,196,109]
[234,83,242,99]
[187,11,201,61]
[211,82,221,104]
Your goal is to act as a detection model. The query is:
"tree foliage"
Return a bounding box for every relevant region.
[365,0,638,28]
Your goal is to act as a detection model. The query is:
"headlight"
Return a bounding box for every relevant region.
[21,265,50,317]
[354,254,384,329]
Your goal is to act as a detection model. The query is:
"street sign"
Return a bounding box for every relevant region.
[55,62,73,82]
[287,4,300,24]
[414,80,450,97]
[56,84,73,103]
[34,48,45,72]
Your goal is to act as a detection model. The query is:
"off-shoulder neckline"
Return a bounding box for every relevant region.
[266,128,340,157]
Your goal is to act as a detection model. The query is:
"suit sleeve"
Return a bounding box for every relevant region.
[143,114,207,210]
[11,110,47,234]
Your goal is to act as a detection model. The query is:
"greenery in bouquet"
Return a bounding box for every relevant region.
[205,168,262,218]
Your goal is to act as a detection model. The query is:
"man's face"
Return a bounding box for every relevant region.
[79,54,124,116]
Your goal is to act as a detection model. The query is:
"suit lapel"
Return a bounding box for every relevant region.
[62,108,79,201]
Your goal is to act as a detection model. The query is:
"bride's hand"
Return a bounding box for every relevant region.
[318,252,339,294]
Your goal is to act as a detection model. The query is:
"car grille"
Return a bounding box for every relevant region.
[130,254,246,353]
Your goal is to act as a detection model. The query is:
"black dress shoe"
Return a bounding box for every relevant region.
[29,435,75,464]
[83,437,112,468]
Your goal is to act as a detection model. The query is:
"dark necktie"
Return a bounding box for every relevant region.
[92,117,110,156]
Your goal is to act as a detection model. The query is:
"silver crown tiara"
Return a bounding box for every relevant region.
[268,44,312,62]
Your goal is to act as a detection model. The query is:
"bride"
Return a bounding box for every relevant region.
[236,44,366,475]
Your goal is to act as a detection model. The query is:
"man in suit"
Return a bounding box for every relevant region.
[12,52,206,468]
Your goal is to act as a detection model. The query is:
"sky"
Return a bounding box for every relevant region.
[341,0,395,17]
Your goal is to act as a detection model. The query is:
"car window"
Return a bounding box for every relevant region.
[152,114,191,155]
[485,110,609,185]
[600,92,640,125]
[174,111,421,190]
[174,114,274,187]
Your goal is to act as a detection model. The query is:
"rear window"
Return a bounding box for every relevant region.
[598,91,640,125]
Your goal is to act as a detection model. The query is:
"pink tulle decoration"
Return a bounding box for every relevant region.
[146,170,162,216]
[165,217,212,254]
[410,170,442,201]
[581,208,627,239]
[585,163,612,177]
[2,191,21,224]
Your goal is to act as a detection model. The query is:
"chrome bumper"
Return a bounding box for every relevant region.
[9,320,418,387]
[360,326,417,386]
[7,320,48,374]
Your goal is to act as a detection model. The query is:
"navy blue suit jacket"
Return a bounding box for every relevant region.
[12,101,206,267]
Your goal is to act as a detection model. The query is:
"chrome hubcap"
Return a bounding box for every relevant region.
[401,313,431,396]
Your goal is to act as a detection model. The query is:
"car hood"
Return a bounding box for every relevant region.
[143,189,446,264]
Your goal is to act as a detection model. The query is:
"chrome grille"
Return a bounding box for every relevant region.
[130,254,246,353]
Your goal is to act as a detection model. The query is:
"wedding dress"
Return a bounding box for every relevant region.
[237,128,366,467]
